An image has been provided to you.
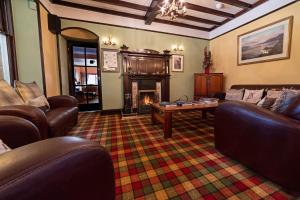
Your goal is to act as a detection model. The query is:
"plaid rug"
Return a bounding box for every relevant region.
[68,111,294,200]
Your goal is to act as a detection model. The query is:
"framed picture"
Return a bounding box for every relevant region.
[172,54,184,72]
[101,48,120,72]
[238,16,293,65]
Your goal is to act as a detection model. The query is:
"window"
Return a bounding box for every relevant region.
[0,33,10,83]
[87,74,97,85]
[0,0,17,85]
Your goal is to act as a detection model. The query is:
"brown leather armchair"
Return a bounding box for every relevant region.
[0,95,78,138]
[0,116,115,200]
[215,101,300,195]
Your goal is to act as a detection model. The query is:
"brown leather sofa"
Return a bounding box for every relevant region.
[0,95,78,138]
[215,85,300,195]
[0,116,115,200]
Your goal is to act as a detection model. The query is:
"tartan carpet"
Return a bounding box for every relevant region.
[68,111,294,200]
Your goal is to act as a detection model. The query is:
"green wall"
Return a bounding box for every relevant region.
[61,19,209,110]
[11,0,43,91]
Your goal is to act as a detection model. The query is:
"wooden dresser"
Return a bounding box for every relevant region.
[194,73,223,100]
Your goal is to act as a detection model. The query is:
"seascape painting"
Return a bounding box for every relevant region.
[238,16,293,65]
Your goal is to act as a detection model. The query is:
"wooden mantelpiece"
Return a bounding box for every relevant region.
[121,50,171,114]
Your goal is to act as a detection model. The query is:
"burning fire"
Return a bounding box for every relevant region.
[143,95,152,105]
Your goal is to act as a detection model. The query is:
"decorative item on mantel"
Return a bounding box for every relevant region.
[120,44,129,51]
[163,49,171,54]
[202,47,212,74]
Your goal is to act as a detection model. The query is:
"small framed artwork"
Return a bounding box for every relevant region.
[101,48,120,72]
[172,54,184,72]
[238,16,293,65]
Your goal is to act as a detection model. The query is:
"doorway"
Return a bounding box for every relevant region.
[68,41,102,111]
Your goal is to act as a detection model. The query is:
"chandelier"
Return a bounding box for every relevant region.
[160,0,187,21]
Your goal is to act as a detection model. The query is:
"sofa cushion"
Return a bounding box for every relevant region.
[46,107,78,137]
[271,89,300,113]
[0,80,24,106]
[257,97,276,109]
[225,89,244,101]
[0,139,11,155]
[284,97,300,121]
[15,81,50,110]
[242,89,264,104]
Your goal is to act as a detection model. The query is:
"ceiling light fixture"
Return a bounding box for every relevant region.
[215,2,224,9]
[161,0,187,21]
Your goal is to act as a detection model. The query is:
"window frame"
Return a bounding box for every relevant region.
[0,0,18,85]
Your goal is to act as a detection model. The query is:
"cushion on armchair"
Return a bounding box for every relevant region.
[271,89,300,113]
[0,80,24,106]
[242,89,264,104]
[15,81,50,111]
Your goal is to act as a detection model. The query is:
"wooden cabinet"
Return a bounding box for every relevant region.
[194,73,223,99]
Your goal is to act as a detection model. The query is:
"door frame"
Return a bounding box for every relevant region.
[67,40,103,111]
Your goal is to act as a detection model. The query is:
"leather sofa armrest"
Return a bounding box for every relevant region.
[0,116,41,149]
[47,95,78,109]
[0,137,115,200]
[215,101,300,193]
[0,105,48,139]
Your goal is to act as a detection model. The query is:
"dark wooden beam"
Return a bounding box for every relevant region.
[145,0,161,25]
[177,15,222,26]
[215,0,252,9]
[51,1,211,31]
[154,18,212,31]
[92,0,149,11]
[186,3,235,18]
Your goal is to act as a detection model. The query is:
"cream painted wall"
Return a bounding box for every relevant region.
[60,19,208,110]
[11,0,43,91]
[210,2,300,90]
[39,4,60,97]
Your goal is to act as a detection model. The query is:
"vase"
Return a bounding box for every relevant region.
[204,67,210,74]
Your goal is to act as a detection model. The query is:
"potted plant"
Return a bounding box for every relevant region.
[202,47,212,74]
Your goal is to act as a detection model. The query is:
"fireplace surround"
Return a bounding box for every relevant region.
[121,50,170,114]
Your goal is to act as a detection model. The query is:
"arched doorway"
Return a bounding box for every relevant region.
[60,27,102,111]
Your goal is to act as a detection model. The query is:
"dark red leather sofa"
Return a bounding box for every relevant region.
[0,115,115,200]
[0,95,78,138]
[215,84,300,195]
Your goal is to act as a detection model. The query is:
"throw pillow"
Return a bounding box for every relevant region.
[0,139,11,155]
[225,89,244,101]
[257,97,276,109]
[242,89,264,104]
[284,96,300,121]
[15,81,50,110]
[0,80,24,107]
[271,89,300,113]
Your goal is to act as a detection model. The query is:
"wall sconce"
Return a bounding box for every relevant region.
[103,36,116,46]
[172,44,184,52]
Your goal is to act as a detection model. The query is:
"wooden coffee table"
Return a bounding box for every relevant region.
[150,102,218,138]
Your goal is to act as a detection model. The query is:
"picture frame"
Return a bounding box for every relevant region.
[171,54,184,72]
[237,16,293,65]
[101,48,120,72]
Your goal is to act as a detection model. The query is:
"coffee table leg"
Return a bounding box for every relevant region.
[164,112,172,138]
[151,105,157,125]
[202,110,207,119]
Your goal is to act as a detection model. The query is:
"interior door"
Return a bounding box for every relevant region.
[68,41,102,111]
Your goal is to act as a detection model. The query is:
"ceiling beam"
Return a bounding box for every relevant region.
[215,0,252,9]
[177,15,222,26]
[154,18,212,32]
[51,1,211,31]
[185,3,235,18]
[145,0,161,25]
[92,0,149,11]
